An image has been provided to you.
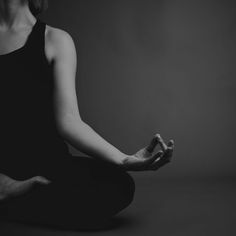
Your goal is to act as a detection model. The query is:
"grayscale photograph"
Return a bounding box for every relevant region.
[0,0,235,235]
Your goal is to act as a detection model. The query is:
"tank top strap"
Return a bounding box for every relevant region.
[25,19,46,55]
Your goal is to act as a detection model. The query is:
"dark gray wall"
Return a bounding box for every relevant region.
[42,0,236,178]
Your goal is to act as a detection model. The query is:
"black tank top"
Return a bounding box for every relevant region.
[0,19,71,179]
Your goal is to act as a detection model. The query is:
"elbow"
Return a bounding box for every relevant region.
[55,114,85,139]
[56,123,69,140]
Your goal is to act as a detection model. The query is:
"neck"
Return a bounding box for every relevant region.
[0,0,35,28]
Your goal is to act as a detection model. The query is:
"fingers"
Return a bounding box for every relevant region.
[126,134,174,171]
[146,133,174,154]
[164,140,174,160]
[143,150,163,167]
[149,157,169,170]
[149,152,171,170]
[145,134,160,153]
[149,139,175,171]
[145,134,175,169]
[156,134,168,152]
[156,135,174,159]
[168,140,174,148]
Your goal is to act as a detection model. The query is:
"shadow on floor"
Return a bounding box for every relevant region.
[0,177,236,236]
[0,213,139,235]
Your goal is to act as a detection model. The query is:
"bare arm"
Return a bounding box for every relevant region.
[46,28,126,166]
[46,28,174,170]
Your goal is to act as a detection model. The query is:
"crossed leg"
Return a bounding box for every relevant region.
[0,156,135,230]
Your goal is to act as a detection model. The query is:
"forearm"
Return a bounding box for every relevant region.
[57,116,127,166]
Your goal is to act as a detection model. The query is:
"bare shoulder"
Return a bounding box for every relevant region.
[45,25,75,46]
[44,25,76,62]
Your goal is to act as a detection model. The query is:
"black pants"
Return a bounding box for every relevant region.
[0,156,135,230]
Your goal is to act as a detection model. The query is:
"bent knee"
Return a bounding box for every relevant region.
[125,172,135,204]
[117,171,136,210]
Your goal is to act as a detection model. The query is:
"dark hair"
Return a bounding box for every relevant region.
[28,0,48,16]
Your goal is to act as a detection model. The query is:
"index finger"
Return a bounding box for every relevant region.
[145,134,159,153]
[156,134,168,152]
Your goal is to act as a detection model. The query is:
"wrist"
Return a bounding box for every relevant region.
[114,153,129,169]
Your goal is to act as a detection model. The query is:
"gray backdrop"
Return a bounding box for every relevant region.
[42,0,236,179]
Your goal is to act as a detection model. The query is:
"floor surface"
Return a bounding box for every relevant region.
[0,176,235,236]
